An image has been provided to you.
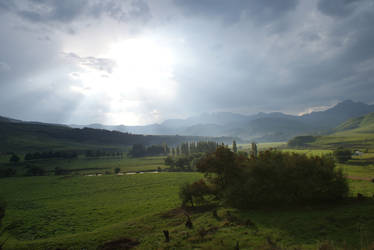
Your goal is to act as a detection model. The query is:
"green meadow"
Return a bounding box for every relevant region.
[1,137,374,249]
[0,149,373,249]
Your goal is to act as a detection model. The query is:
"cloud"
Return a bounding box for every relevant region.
[0,0,373,125]
[64,52,116,74]
[174,0,299,25]
[0,0,151,25]
[317,0,362,17]
[0,62,11,72]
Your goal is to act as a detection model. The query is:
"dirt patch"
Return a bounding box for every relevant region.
[99,238,139,250]
[347,176,373,181]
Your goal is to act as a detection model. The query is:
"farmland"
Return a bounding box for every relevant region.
[0,146,373,249]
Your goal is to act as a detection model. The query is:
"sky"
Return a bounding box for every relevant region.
[0,0,373,125]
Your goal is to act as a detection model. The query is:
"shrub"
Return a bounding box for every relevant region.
[193,147,349,208]
[27,166,46,176]
[227,150,348,207]
[0,168,16,178]
[114,167,121,174]
[333,147,352,163]
[179,179,212,207]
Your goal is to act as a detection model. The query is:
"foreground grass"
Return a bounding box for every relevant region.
[0,173,201,249]
[0,172,373,249]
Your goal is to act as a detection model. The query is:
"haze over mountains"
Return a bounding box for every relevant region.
[70,100,374,142]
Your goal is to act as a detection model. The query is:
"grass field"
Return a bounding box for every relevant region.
[0,172,202,249]
[0,172,373,250]
[0,155,167,176]
[0,147,373,249]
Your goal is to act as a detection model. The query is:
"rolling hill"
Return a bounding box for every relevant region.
[70,100,374,142]
[289,112,374,149]
[0,118,240,153]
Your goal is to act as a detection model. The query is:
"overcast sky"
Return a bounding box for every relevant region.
[0,0,373,125]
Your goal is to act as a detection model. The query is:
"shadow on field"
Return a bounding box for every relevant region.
[99,238,139,250]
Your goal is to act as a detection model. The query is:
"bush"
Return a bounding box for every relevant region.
[194,147,349,208]
[179,179,212,207]
[0,168,16,178]
[27,166,46,176]
[114,168,121,174]
[333,147,352,163]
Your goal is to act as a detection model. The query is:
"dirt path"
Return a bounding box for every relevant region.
[347,176,373,181]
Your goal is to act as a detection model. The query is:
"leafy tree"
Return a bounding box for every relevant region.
[27,166,45,176]
[179,179,212,207]
[164,156,175,167]
[333,147,352,163]
[9,154,20,164]
[196,146,247,194]
[251,142,257,158]
[114,167,121,174]
[129,144,146,157]
[232,140,237,153]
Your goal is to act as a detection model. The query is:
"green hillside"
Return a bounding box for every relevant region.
[0,119,236,153]
[312,113,374,149]
[335,112,374,132]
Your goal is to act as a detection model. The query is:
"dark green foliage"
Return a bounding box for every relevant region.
[196,146,247,194]
[227,151,348,208]
[288,135,317,147]
[25,151,77,160]
[129,144,168,157]
[251,142,258,158]
[114,167,121,174]
[232,140,237,153]
[0,168,16,178]
[0,200,5,226]
[192,147,349,208]
[164,154,203,172]
[26,166,46,176]
[0,199,6,250]
[333,147,352,163]
[54,167,70,176]
[179,179,212,207]
[9,154,20,164]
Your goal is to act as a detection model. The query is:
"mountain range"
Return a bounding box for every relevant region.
[70,100,374,142]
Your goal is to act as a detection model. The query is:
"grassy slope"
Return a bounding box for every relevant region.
[0,173,202,249]
[0,172,373,250]
[311,113,374,149]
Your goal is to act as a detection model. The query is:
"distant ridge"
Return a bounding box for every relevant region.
[68,100,374,142]
[2,100,374,143]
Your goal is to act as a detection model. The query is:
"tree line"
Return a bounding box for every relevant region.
[24,151,78,161]
[85,150,123,158]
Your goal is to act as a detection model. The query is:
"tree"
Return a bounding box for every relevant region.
[0,199,6,249]
[9,154,20,164]
[196,146,247,193]
[129,144,146,157]
[333,147,352,163]
[251,142,257,158]
[232,140,237,153]
[114,167,121,174]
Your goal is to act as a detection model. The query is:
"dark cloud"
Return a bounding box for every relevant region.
[0,0,151,25]
[174,0,299,24]
[317,0,361,17]
[0,0,373,125]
